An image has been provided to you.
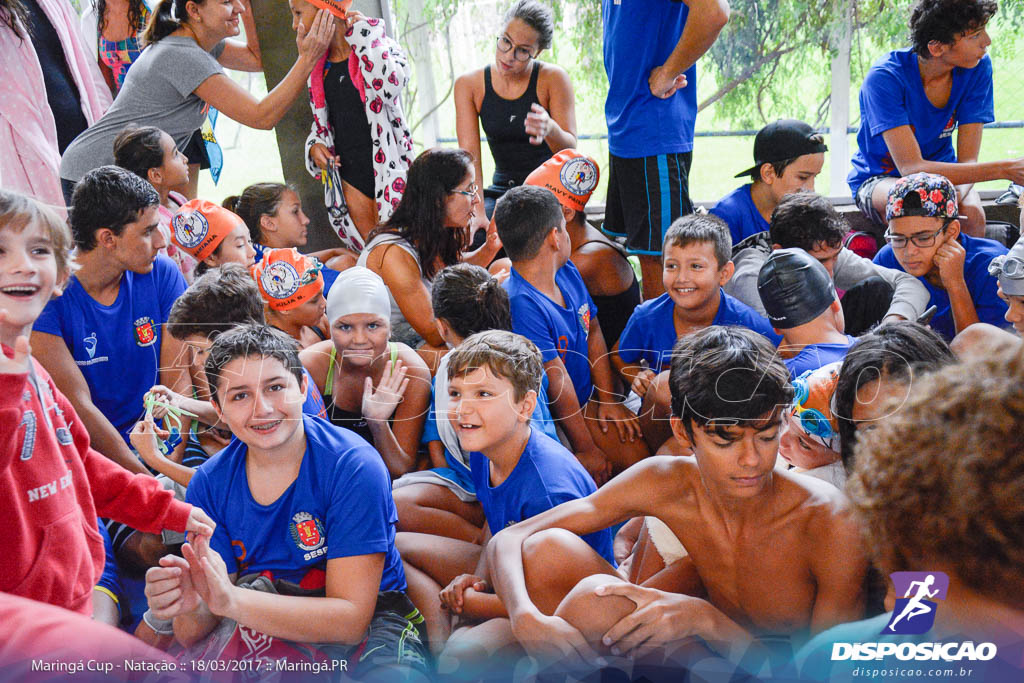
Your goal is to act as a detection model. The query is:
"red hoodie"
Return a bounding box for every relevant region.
[0,351,193,615]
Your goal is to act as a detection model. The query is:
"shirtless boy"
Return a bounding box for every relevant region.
[486,326,867,673]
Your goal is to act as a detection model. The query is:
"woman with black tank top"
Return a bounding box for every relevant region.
[454,0,577,227]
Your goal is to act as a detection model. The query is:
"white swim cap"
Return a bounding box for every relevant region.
[326,266,392,325]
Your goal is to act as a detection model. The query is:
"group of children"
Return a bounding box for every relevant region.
[3,0,1024,679]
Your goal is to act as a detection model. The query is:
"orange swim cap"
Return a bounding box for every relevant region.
[171,200,246,262]
[306,0,351,19]
[524,149,600,213]
[251,248,325,311]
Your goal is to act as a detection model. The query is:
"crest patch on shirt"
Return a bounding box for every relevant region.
[134,316,157,347]
[577,303,591,336]
[290,511,326,553]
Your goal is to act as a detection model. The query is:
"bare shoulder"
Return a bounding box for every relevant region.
[537,61,572,88]
[775,469,859,539]
[622,454,701,504]
[394,342,430,377]
[454,67,486,98]
[299,340,334,387]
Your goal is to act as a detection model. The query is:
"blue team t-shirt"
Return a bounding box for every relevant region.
[710,184,770,245]
[602,0,696,157]
[784,336,857,380]
[186,415,406,591]
[873,233,1008,340]
[470,428,614,563]
[34,255,187,443]
[506,262,597,407]
[848,48,994,194]
[617,290,781,372]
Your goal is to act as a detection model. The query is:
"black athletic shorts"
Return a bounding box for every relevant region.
[183,129,212,170]
[604,151,694,255]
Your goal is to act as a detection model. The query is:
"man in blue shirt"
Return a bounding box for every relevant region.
[32,166,185,475]
[602,0,729,300]
[848,0,1023,237]
[711,119,826,245]
[874,173,1008,340]
[758,249,857,379]
[144,324,429,677]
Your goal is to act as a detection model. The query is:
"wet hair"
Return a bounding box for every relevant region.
[0,189,76,281]
[205,323,304,405]
[432,264,512,340]
[222,182,291,245]
[502,0,554,50]
[0,0,29,40]
[167,263,265,340]
[113,126,166,182]
[95,0,147,43]
[669,326,794,441]
[769,192,847,252]
[909,0,998,58]
[848,345,1024,605]
[143,0,210,45]
[833,321,955,471]
[69,166,159,252]
[447,329,543,402]
[493,185,564,262]
[374,148,472,280]
[663,213,731,268]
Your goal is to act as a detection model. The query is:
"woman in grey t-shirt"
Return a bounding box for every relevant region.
[60,0,334,197]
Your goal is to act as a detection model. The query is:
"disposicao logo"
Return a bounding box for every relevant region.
[830,571,998,662]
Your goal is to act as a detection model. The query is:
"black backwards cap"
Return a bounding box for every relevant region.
[757,248,836,329]
[737,119,828,179]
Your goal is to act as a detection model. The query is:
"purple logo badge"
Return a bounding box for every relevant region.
[882,571,949,635]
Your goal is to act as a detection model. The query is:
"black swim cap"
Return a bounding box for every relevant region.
[757,248,836,329]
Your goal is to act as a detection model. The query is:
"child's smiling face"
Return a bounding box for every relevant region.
[0,219,60,346]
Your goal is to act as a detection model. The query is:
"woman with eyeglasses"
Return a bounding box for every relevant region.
[454,0,577,228]
[357,148,502,370]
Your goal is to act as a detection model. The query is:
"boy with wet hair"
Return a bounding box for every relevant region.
[495,185,647,484]
[848,0,1021,237]
[144,324,430,678]
[711,119,826,244]
[727,192,929,336]
[32,166,185,475]
[873,172,1008,340]
[486,326,867,674]
[798,345,1024,681]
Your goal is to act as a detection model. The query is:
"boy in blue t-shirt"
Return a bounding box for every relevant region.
[32,166,185,475]
[392,263,558,545]
[758,249,858,379]
[848,0,1023,237]
[143,324,429,676]
[395,330,613,662]
[613,213,779,401]
[496,186,648,484]
[711,119,826,245]
[873,173,1008,340]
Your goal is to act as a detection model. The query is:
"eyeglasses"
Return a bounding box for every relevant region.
[883,222,950,250]
[496,35,536,62]
[451,183,478,198]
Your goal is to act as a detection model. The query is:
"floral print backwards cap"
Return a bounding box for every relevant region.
[885,172,958,223]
